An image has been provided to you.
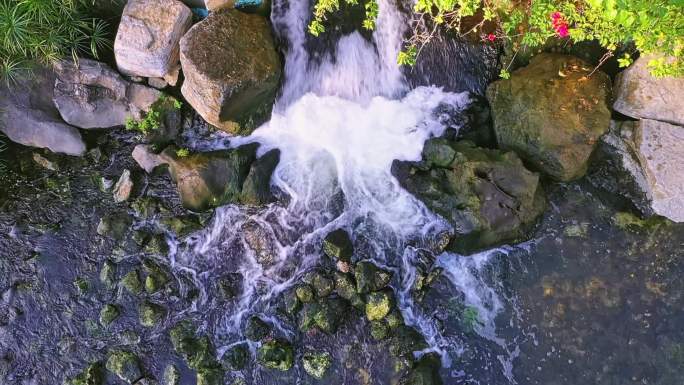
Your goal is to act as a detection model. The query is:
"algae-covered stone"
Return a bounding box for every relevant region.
[97,213,132,240]
[305,271,334,298]
[222,343,249,371]
[196,368,223,385]
[385,309,404,329]
[143,259,170,294]
[299,298,347,334]
[169,322,218,370]
[244,316,270,341]
[100,260,117,289]
[257,339,293,371]
[283,289,301,315]
[100,304,120,326]
[217,273,242,300]
[422,138,456,168]
[365,290,393,321]
[106,351,142,384]
[389,326,428,359]
[302,351,331,379]
[163,365,180,385]
[139,301,166,327]
[73,277,89,295]
[370,321,389,340]
[120,269,142,294]
[144,234,170,255]
[401,353,443,385]
[295,284,315,303]
[322,229,353,262]
[161,215,202,237]
[69,362,104,385]
[355,261,392,293]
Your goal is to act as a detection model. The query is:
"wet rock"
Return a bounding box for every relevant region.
[132,144,165,173]
[333,272,362,308]
[298,298,347,334]
[244,316,270,341]
[196,368,223,385]
[216,273,242,299]
[393,140,545,253]
[590,120,684,223]
[257,339,294,371]
[205,0,232,11]
[100,304,120,326]
[222,343,249,371]
[139,300,166,327]
[134,378,159,385]
[0,68,86,155]
[97,213,133,240]
[179,9,281,134]
[161,215,202,237]
[295,284,315,303]
[486,53,611,181]
[385,309,404,329]
[169,321,219,370]
[106,351,143,384]
[422,138,456,168]
[302,351,331,379]
[241,220,278,268]
[354,261,392,293]
[73,277,89,295]
[370,320,389,340]
[121,269,143,295]
[389,326,428,360]
[113,169,134,203]
[69,362,105,385]
[53,59,161,129]
[400,353,443,385]
[163,365,180,385]
[365,290,393,321]
[32,153,58,171]
[240,149,280,205]
[115,0,192,78]
[160,144,258,211]
[283,289,301,315]
[613,54,684,126]
[100,260,117,289]
[143,259,171,294]
[132,197,162,219]
[118,330,141,345]
[143,233,170,256]
[304,271,334,297]
[322,229,353,262]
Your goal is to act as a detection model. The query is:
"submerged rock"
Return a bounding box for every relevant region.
[486,53,611,181]
[590,120,684,222]
[257,339,294,371]
[302,351,332,379]
[244,316,270,341]
[99,260,117,289]
[222,343,249,371]
[0,69,85,155]
[401,353,443,385]
[53,59,161,129]
[121,270,143,294]
[139,301,166,327]
[196,368,223,385]
[240,149,280,205]
[99,304,120,326]
[169,321,219,370]
[179,9,281,134]
[613,54,684,126]
[106,351,143,384]
[393,140,545,253]
[115,0,192,78]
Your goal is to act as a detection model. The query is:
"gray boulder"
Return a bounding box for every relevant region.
[0,69,85,155]
[53,59,161,129]
[613,54,684,126]
[132,144,165,173]
[180,9,281,135]
[114,0,192,78]
[591,120,684,223]
[486,54,611,181]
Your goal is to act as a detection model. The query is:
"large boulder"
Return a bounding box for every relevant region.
[53,59,161,129]
[393,139,546,253]
[180,9,281,134]
[114,0,192,78]
[486,53,611,181]
[160,143,278,211]
[0,69,85,155]
[590,120,684,223]
[613,54,684,126]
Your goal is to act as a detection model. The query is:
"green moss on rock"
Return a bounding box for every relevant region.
[139,301,166,327]
[99,304,120,326]
[257,339,294,371]
[365,290,393,321]
[302,351,331,379]
[106,351,142,384]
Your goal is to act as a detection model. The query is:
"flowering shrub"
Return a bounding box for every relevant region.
[309,0,684,77]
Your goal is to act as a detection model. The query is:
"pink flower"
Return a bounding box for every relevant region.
[487,33,496,42]
[551,11,569,38]
[556,25,569,38]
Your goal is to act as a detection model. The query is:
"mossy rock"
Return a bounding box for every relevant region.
[295,284,315,303]
[169,321,219,370]
[303,271,334,297]
[106,351,142,384]
[283,289,301,315]
[322,229,353,262]
[196,368,224,385]
[354,261,392,293]
[73,277,89,295]
[244,316,270,341]
[298,298,347,334]
[302,351,332,379]
[161,215,202,237]
[257,339,294,371]
[96,213,132,240]
[99,260,117,289]
[365,290,393,321]
[69,362,104,385]
[370,320,389,340]
[99,304,120,326]
[222,343,249,371]
[121,269,143,295]
[139,301,166,327]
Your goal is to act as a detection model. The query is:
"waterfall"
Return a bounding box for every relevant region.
[175,0,519,381]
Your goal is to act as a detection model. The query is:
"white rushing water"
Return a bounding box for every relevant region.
[176,0,519,380]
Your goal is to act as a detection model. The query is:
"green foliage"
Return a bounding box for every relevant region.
[125,95,181,136]
[309,0,684,77]
[176,148,190,158]
[0,0,111,83]
[308,0,379,35]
